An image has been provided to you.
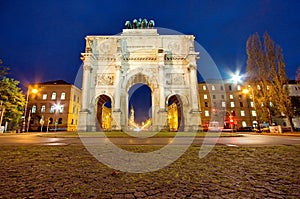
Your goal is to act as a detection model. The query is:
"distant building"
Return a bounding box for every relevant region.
[198,80,256,129]
[27,80,81,131]
[198,80,300,130]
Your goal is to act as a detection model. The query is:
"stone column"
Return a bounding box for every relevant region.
[189,63,200,112]
[78,56,93,132]
[157,52,165,110]
[112,64,122,130]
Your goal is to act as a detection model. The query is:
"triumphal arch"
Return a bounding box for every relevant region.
[78,19,201,132]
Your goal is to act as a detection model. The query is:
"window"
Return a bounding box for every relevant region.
[257,85,261,90]
[221,101,226,108]
[229,94,233,99]
[50,105,56,113]
[61,92,66,100]
[230,102,235,107]
[73,95,76,101]
[229,85,232,91]
[220,86,224,90]
[71,119,74,125]
[238,95,242,99]
[32,105,37,113]
[250,102,254,107]
[58,118,63,124]
[41,105,46,113]
[59,105,64,113]
[203,85,207,90]
[240,110,245,116]
[205,102,209,107]
[240,102,243,107]
[242,121,247,127]
[211,85,215,90]
[237,85,241,91]
[42,94,47,100]
[212,95,216,99]
[213,102,217,107]
[51,92,56,100]
[204,94,208,99]
[252,110,257,116]
[221,95,225,99]
[205,110,209,117]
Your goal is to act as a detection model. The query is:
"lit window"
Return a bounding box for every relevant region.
[204,94,208,99]
[270,102,273,107]
[61,92,66,100]
[237,85,241,91]
[32,105,37,113]
[250,101,254,107]
[50,105,55,113]
[252,110,257,116]
[222,101,226,107]
[42,94,47,100]
[41,105,46,113]
[242,121,247,127]
[257,85,261,90]
[230,102,235,107]
[203,85,207,90]
[51,92,56,100]
[240,110,245,116]
[229,94,233,99]
[205,110,209,116]
[59,105,64,113]
[212,85,215,90]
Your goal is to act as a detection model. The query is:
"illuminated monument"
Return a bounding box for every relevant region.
[78,19,201,132]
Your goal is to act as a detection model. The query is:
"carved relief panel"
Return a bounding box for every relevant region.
[96,73,115,86]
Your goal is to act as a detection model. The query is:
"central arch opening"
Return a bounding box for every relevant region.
[128,83,152,131]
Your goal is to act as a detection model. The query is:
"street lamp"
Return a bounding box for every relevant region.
[242,87,260,131]
[22,88,38,132]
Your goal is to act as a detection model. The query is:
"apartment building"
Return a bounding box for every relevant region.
[27,80,81,131]
[198,80,257,130]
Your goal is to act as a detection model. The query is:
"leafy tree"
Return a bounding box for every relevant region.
[0,61,25,130]
[246,33,294,131]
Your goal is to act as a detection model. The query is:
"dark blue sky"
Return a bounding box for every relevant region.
[0,0,299,88]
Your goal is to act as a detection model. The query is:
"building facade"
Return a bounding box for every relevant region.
[27,80,81,131]
[198,80,300,130]
[198,80,257,130]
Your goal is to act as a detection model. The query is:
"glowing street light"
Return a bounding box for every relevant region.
[22,88,38,132]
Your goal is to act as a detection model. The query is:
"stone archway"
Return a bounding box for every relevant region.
[78,27,201,132]
[167,94,185,132]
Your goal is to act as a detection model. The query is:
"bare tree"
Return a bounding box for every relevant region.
[246,32,293,131]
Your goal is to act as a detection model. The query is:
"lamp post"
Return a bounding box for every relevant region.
[242,87,260,131]
[22,88,38,133]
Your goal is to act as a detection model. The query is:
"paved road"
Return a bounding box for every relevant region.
[0,133,300,146]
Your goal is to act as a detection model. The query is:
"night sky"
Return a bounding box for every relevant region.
[1,0,299,88]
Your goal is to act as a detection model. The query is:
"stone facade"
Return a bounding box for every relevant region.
[78,28,201,132]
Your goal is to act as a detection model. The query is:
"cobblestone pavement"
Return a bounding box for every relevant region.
[0,145,299,198]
